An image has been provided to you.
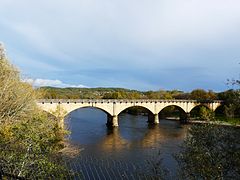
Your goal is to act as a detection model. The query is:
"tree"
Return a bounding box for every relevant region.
[0,44,71,178]
[176,124,240,179]
[190,89,217,101]
[199,106,214,121]
[218,89,240,118]
[190,89,208,100]
[219,64,240,118]
[206,90,217,100]
[0,46,36,124]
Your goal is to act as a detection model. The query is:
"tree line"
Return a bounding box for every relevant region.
[40,86,220,100]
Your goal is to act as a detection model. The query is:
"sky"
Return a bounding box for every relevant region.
[0,0,240,91]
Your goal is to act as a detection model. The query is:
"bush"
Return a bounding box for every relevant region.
[176,124,240,179]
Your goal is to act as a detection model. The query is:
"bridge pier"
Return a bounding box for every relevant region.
[112,115,118,127]
[107,114,119,127]
[180,113,190,124]
[154,114,159,124]
[148,113,159,124]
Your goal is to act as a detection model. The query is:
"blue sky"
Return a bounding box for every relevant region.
[0,0,240,91]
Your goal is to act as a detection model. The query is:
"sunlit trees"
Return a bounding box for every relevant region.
[0,44,69,178]
[190,89,217,101]
[0,46,36,124]
[199,106,214,121]
[144,90,174,99]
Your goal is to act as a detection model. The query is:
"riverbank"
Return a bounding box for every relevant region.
[163,116,240,127]
[189,120,240,127]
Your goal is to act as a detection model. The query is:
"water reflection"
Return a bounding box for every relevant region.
[66,108,188,156]
[64,108,190,177]
[97,128,129,152]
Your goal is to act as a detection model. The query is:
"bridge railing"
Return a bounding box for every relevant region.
[37,99,223,104]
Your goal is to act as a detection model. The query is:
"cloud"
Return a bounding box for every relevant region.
[1,0,240,91]
[23,78,88,88]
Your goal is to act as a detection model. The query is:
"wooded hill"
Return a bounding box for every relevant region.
[38,86,218,100]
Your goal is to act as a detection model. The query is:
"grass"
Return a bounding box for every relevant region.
[215,116,240,126]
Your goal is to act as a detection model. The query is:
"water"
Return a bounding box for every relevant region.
[64,107,189,179]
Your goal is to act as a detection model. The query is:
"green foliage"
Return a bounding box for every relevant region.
[216,117,240,125]
[40,87,191,100]
[190,89,217,101]
[0,54,37,123]
[199,106,214,121]
[39,87,140,99]
[103,90,143,99]
[218,89,240,118]
[0,45,71,178]
[176,124,240,179]
[144,90,173,99]
[159,106,184,119]
[2,111,65,152]
[39,86,222,104]
[0,146,71,179]
[0,111,69,178]
[218,67,240,118]
[190,106,213,121]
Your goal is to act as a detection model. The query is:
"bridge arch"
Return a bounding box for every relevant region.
[37,102,114,117]
[116,105,155,116]
[65,106,112,118]
[214,104,225,116]
[64,106,114,128]
[189,104,212,120]
[158,104,187,114]
[159,105,187,121]
[117,105,158,125]
[213,103,223,112]
[189,104,211,113]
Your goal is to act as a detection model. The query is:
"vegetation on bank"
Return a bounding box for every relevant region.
[0,45,71,178]
[175,66,240,179]
[216,117,240,125]
[176,123,240,179]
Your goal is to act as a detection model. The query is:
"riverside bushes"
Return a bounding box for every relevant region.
[176,123,240,179]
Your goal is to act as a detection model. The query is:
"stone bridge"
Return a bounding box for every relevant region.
[37,99,223,128]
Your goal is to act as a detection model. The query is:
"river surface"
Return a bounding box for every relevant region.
[65,107,190,179]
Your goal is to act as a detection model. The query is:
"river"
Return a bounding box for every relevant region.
[64,107,189,179]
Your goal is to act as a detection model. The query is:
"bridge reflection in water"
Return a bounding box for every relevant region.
[64,108,189,179]
[97,123,188,153]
